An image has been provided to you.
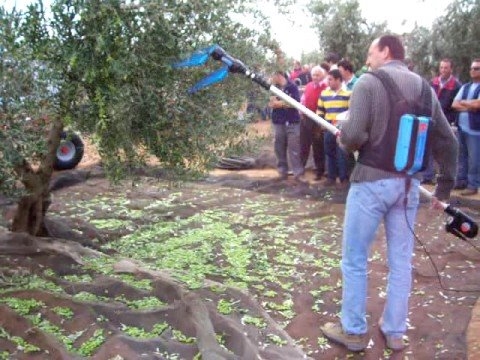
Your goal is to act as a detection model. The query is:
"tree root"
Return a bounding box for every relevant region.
[0,231,103,265]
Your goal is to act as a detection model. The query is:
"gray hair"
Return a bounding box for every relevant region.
[311,65,324,76]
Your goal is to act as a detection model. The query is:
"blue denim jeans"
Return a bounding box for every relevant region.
[324,131,348,181]
[341,178,420,336]
[456,128,480,189]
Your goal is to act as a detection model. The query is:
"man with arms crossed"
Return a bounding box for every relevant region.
[451,58,480,196]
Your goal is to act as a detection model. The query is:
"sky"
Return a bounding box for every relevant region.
[270,0,453,58]
[3,0,453,59]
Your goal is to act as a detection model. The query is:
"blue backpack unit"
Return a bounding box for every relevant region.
[394,114,430,175]
[358,70,433,175]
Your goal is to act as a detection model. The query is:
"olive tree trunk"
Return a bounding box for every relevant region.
[11,118,63,236]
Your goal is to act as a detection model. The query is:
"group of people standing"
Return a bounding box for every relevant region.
[268,49,480,197]
[269,56,360,187]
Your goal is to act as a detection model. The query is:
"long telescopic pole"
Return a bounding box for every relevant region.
[219,48,438,200]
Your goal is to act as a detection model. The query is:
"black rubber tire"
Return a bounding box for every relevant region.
[53,132,84,170]
[216,156,256,170]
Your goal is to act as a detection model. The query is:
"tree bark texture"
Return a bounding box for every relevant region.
[11,117,63,236]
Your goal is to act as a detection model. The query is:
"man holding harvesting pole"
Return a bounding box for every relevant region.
[320,35,458,352]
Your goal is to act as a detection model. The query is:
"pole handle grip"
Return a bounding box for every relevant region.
[444,205,478,239]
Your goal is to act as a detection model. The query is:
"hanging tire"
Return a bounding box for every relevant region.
[53,132,84,170]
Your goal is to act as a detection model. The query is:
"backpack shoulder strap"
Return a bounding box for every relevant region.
[419,78,432,116]
[369,70,432,116]
[367,69,404,105]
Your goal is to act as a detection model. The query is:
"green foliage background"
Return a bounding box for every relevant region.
[308,0,387,70]
[307,0,479,82]
[411,0,480,81]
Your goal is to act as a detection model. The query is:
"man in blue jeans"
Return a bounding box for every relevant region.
[320,35,458,352]
[451,58,480,196]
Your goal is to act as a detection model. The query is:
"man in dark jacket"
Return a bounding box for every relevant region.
[431,58,462,125]
[422,58,462,183]
[268,71,305,183]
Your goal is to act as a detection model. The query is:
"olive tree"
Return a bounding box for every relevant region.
[0,5,64,235]
[309,0,386,70]
[400,0,480,82]
[430,0,480,82]
[0,0,274,236]
[403,25,436,78]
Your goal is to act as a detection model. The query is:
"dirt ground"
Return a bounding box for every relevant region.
[0,121,479,359]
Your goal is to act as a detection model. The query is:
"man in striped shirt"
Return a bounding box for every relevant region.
[317,69,351,188]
